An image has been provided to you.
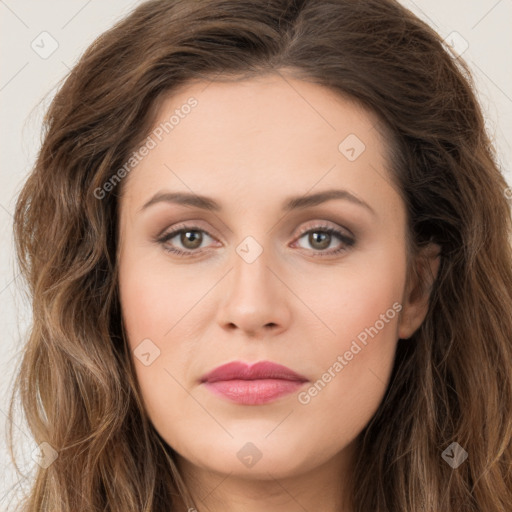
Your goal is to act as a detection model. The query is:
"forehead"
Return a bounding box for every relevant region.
[150,74,383,148]
[119,74,397,214]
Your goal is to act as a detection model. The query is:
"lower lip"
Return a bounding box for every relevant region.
[203,379,306,405]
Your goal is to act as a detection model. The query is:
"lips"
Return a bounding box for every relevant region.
[200,360,308,383]
[200,361,309,405]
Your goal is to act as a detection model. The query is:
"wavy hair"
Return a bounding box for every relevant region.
[7,0,512,510]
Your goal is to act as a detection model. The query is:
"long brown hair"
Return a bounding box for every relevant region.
[8,0,512,510]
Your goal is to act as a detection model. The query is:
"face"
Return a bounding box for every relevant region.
[117,74,434,485]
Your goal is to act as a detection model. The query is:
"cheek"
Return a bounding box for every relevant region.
[293,259,404,441]
[118,259,200,432]
[119,253,206,343]
[118,255,214,411]
[296,242,405,344]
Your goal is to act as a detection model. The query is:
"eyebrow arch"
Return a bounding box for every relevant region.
[139,189,376,216]
[283,189,376,216]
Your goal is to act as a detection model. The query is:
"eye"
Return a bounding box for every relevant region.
[156,225,216,256]
[293,224,355,256]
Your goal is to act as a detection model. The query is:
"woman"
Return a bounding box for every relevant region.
[8,0,512,510]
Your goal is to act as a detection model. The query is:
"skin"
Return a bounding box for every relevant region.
[117,73,440,512]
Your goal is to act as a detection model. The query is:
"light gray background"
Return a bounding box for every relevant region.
[1,0,511,509]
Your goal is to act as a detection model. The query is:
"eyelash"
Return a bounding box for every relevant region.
[155,223,355,258]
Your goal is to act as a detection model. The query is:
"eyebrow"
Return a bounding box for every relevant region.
[139,189,376,216]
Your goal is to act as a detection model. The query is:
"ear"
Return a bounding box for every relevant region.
[398,242,441,340]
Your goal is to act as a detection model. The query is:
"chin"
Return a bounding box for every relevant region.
[173,435,315,479]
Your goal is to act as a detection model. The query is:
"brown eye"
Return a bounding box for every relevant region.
[308,231,331,250]
[180,230,203,249]
[157,226,215,255]
[294,226,355,256]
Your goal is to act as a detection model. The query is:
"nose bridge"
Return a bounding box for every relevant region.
[216,234,290,334]
[230,234,277,305]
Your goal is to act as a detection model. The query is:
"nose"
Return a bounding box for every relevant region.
[216,245,291,338]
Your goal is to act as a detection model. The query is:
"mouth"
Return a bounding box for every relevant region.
[200,360,309,405]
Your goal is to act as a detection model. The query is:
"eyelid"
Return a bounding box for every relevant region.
[294,220,354,240]
[154,219,218,240]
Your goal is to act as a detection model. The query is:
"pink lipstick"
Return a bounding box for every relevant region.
[200,361,308,405]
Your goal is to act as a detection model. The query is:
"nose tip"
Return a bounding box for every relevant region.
[216,252,291,337]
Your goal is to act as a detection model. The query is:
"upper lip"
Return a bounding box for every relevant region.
[200,361,309,383]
